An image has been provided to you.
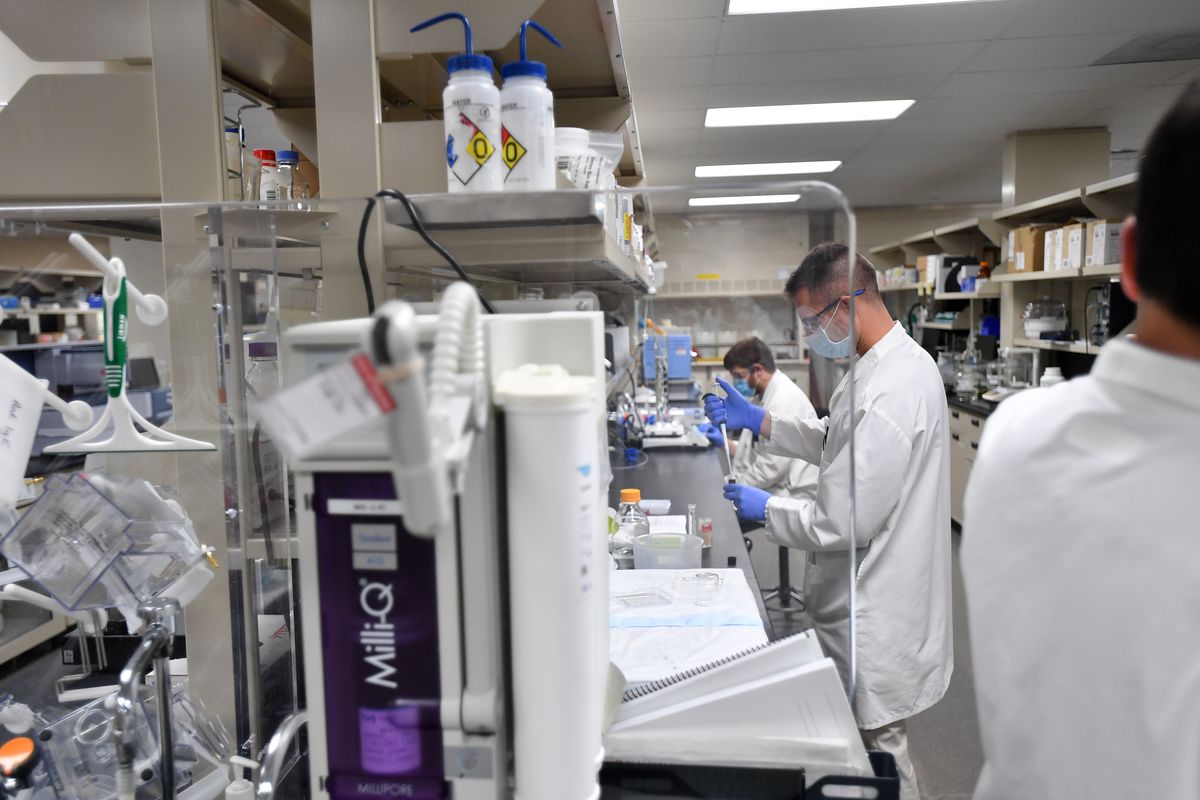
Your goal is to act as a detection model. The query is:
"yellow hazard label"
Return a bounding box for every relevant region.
[469,130,494,166]
[501,127,527,171]
[695,273,721,281]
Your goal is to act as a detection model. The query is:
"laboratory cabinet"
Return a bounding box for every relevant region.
[949,405,987,527]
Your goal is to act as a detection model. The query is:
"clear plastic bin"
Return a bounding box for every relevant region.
[0,473,206,611]
[632,533,702,570]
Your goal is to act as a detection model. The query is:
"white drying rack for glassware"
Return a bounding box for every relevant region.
[43,233,214,454]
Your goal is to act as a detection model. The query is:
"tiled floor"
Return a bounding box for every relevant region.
[766,533,983,800]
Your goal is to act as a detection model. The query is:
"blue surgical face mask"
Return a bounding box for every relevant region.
[805,301,855,359]
[732,378,755,398]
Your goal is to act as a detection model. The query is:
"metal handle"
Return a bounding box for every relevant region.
[256,710,309,800]
[971,418,980,428]
[971,442,978,451]
[952,433,960,441]
[951,410,960,419]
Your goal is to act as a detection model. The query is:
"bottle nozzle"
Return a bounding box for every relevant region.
[519,20,563,61]
[410,11,473,54]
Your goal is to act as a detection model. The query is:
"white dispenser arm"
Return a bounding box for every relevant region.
[67,233,168,326]
[369,282,486,538]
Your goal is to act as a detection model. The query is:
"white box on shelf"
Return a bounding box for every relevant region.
[1043,229,1059,272]
[1062,223,1085,271]
[1086,220,1122,267]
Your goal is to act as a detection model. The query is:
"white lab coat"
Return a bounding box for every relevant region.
[962,338,1200,800]
[731,371,819,504]
[762,322,953,728]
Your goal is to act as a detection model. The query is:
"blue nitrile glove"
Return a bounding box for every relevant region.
[723,483,770,523]
[696,422,724,447]
[705,377,766,434]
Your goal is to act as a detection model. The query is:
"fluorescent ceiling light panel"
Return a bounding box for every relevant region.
[689,194,801,207]
[695,161,841,177]
[728,0,998,13]
[706,100,914,127]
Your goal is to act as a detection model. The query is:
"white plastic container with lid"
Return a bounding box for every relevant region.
[499,20,563,191]
[410,13,501,193]
[253,149,279,202]
[494,363,605,800]
[1040,366,1065,387]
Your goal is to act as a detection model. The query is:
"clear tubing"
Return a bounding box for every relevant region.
[845,212,859,712]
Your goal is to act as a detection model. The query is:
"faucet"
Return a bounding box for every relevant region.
[255,710,308,800]
[114,597,179,800]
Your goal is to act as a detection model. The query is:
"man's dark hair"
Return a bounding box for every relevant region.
[1135,79,1200,327]
[785,243,880,306]
[723,337,776,373]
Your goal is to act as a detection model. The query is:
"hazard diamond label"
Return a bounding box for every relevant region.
[469,129,494,166]
[501,126,527,172]
[449,112,496,186]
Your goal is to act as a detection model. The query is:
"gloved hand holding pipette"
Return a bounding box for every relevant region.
[723,483,770,523]
[704,377,766,435]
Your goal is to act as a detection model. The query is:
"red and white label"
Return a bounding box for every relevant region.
[253,351,396,460]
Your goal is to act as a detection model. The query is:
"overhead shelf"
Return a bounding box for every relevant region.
[992,265,1119,282]
[1013,337,1092,355]
[382,190,648,291]
[919,319,970,331]
[934,284,1000,300]
[1083,173,1137,219]
[993,189,1090,227]
[1081,262,1122,277]
[880,282,930,294]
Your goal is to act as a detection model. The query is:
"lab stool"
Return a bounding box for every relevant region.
[761,545,805,616]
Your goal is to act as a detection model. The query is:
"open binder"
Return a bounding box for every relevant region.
[606,631,873,783]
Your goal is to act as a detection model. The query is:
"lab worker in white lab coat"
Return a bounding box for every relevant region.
[706,245,953,800]
[962,80,1200,800]
[697,337,818,506]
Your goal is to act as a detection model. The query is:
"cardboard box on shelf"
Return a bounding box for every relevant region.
[917,254,942,285]
[1061,223,1086,271]
[1010,224,1054,273]
[1086,220,1122,267]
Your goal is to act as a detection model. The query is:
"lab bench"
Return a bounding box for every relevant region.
[608,446,775,640]
[947,398,990,527]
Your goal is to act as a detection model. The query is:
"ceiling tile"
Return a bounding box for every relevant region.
[930,62,1196,97]
[903,91,1114,118]
[710,42,983,84]
[704,74,945,107]
[625,56,713,88]
[1168,64,1200,84]
[960,33,1136,72]
[628,85,710,111]
[621,17,721,59]
[716,0,1038,56]
[1001,0,1200,40]
[619,0,725,22]
[635,107,707,130]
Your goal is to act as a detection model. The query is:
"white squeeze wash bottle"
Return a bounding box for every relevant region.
[499,20,564,191]
[410,12,502,193]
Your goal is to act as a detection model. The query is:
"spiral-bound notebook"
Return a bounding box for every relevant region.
[606,632,872,779]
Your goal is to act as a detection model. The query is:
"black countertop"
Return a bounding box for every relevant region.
[947,392,997,418]
[609,446,775,639]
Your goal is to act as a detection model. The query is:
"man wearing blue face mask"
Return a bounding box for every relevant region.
[697,338,819,540]
[705,243,952,800]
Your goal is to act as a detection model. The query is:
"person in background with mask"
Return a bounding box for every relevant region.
[705,244,953,800]
[697,337,818,533]
[961,80,1200,800]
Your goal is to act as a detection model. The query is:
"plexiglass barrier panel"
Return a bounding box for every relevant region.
[0,183,893,790]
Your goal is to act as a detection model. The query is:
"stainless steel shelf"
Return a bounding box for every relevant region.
[382,191,648,291]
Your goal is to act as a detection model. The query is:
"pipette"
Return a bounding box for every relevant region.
[702,383,736,484]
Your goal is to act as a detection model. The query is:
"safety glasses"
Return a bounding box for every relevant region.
[799,288,864,336]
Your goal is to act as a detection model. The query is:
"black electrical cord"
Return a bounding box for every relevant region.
[369,188,496,314]
[356,199,379,314]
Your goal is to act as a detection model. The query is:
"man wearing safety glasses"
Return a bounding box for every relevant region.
[705,243,953,800]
